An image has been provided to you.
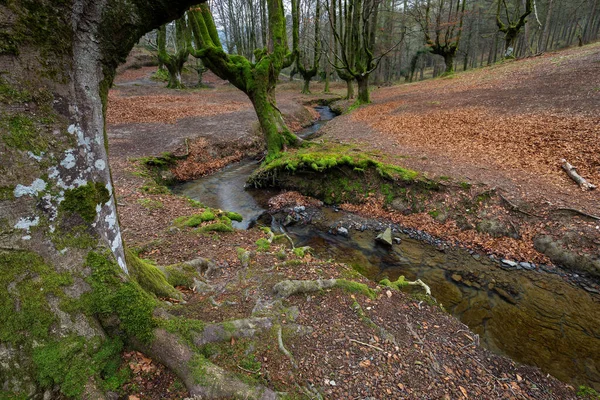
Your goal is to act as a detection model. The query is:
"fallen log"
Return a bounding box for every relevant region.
[561,159,596,191]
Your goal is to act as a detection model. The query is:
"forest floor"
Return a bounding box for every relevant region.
[105,44,600,399]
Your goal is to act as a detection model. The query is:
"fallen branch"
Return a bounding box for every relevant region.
[349,338,384,352]
[555,207,600,221]
[561,159,596,191]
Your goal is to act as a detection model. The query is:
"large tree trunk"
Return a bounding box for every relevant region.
[356,75,370,104]
[0,0,198,396]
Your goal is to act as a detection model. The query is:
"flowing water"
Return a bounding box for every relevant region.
[173,107,600,389]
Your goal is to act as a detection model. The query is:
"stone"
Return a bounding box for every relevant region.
[501,259,518,268]
[451,274,462,282]
[520,262,534,270]
[393,237,402,244]
[376,227,393,247]
[337,226,349,237]
[293,205,305,213]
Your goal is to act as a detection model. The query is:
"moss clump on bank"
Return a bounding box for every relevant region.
[60,182,110,223]
[174,208,240,234]
[249,142,438,205]
[379,276,408,290]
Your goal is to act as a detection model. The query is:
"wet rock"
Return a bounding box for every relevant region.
[451,274,463,282]
[337,226,349,237]
[501,259,518,268]
[493,287,517,304]
[520,262,534,270]
[375,227,393,247]
[583,285,600,295]
[393,237,402,244]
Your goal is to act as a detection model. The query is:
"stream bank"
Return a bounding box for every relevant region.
[172,106,600,391]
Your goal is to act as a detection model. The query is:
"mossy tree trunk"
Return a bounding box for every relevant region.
[295,0,321,94]
[496,0,533,57]
[328,0,388,104]
[157,18,190,89]
[0,0,204,397]
[421,0,466,75]
[188,1,300,158]
[356,75,369,104]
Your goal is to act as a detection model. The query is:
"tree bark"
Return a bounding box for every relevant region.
[0,0,201,396]
[356,75,370,104]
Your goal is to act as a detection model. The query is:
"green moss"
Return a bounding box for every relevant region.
[159,316,205,345]
[0,186,15,201]
[199,209,216,222]
[0,250,73,344]
[187,198,205,208]
[1,114,47,154]
[335,279,377,300]
[85,251,156,343]
[196,222,234,233]
[33,336,125,398]
[292,247,305,258]
[164,263,199,288]
[0,251,129,396]
[250,142,437,205]
[137,198,164,209]
[276,250,287,260]
[140,152,177,168]
[225,211,243,222]
[60,182,110,223]
[0,79,32,103]
[190,354,211,385]
[379,276,408,290]
[255,238,271,252]
[151,68,169,82]
[51,225,96,250]
[124,249,181,300]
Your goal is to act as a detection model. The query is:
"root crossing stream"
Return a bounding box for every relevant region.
[173,106,600,390]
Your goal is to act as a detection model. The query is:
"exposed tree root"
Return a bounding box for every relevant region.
[133,328,279,399]
[277,324,298,369]
[272,279,338,298]
[193,317,273,346]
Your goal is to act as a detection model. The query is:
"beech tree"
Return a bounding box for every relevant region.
[0,1,283,398]
[496,0,533,56]
[295,0,322,94]
[327,0,388,103]
[417,0,467,74]
[157,18,190,89]
[187,1,301,157]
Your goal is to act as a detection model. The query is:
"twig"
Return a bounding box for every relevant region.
[349,338,384,352]
[499,193,540,218]
[555,207,600,221]
[237,365,261,374]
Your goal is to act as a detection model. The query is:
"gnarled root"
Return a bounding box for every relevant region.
[133,328,279,399]
[272,279,337,298]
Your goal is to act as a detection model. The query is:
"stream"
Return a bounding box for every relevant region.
[173,107,600,390]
